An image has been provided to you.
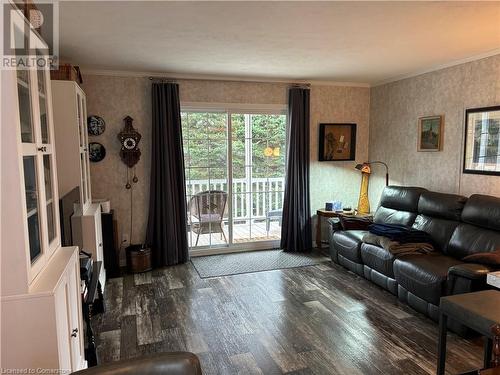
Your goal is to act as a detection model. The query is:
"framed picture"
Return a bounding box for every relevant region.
[318,123,356,161]
[418,115,443,151]
[463,105,500,176]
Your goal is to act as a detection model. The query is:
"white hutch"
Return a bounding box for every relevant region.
[0,4,86,372]
[51,80,106,287]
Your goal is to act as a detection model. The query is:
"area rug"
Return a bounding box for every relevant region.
[191,249,330,278]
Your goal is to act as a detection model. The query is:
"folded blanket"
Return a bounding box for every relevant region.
[362,233,435,256]
[368,223,435,245]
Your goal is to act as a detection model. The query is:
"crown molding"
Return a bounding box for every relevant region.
[373,48,500,87]
[79,47,500,89]
[78,67,371,88]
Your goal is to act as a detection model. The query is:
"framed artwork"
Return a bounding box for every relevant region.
[418,115,443,151]
[318,123,356,161]
[463,106,500,176]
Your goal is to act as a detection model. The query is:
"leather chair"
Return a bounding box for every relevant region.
[329,186,500,334]
[72,352,202,375]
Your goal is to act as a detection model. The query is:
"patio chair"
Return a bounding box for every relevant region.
[188,190,228,246]
[266,209,283,234]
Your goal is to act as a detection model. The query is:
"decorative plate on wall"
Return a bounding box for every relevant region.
[87,115,106,136]
[89,142,106,162]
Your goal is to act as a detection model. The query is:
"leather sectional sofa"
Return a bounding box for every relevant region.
[329,186,500,329]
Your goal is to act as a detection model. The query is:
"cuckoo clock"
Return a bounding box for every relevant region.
[118,116,141,168]
[118,116,141,189]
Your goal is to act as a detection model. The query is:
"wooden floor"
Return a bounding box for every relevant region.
[93,258,484,375]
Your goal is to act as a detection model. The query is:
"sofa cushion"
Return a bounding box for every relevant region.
[461,194,500,231]
[417,191,467,221]
[378,186,427,212]
[373,206,418,227]
[360,243,396,278]
[393,253,464,306]
[373,186,426,226]
[332,230,367,264]
[412,215,460,253]
[447,223,500,259]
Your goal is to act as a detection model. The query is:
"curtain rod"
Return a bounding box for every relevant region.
[289,83,311,89]
[149,77,177,83]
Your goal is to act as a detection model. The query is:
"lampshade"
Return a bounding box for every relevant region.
[355,163,371,174]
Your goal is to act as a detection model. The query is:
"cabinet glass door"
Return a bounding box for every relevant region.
[16,69,35,143]
[43,155,57,243]
[14,23,61,277]
[23,156,42,262]
[36,50,50,144]
[76,91,91,210]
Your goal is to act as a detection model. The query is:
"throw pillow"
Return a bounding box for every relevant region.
[462,249,500,266]
[339,216,372,231]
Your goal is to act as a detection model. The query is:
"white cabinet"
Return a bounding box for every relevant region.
[72,203,107,287]
[51,80,92,213]
[1,247,86,372]
[51,82,106,287]
[0,4,86,373]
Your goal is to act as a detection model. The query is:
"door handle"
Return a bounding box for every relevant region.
[37,146,47,152]
[71,328,78,337]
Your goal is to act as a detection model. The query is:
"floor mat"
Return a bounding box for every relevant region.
[191,249,330,278]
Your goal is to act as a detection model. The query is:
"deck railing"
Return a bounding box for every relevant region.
[186,177,285,219]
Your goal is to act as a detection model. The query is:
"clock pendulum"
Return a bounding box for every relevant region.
[132,167,138,184]
[125,167,132,189]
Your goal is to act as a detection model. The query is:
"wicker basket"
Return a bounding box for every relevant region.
[126,245,152,273]
[50,64,83,84]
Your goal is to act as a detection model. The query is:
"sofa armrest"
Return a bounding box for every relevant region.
[448,263,493,280]
[72,352,202,375]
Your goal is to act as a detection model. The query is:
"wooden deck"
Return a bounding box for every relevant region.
[187,220,281,248]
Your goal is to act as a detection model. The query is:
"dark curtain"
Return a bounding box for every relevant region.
[280,87,312,252]
[146,82,189,267]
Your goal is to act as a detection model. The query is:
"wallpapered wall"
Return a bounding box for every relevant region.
[82,76,370,249]
[368,54,500,207]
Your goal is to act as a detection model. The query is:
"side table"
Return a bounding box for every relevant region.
[315,209,372,249]
[437,290,500,375]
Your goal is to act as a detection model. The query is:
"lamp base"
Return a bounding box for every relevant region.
[357,172,371,215]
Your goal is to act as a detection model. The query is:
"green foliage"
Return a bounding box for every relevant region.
[182,112,286,180]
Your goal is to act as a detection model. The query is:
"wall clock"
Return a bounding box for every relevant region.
[117,116,141,168]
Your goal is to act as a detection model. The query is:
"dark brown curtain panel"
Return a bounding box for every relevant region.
[146,82,189,267]
[280,87,312,252]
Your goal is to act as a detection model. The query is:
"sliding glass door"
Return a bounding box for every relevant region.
[181,107,286,253]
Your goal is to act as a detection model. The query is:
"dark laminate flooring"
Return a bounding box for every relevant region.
[92,259,483,375]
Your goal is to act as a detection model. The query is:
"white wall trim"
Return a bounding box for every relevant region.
[80,49,500,90]
[79,67,371,88]
[373,48,500,87]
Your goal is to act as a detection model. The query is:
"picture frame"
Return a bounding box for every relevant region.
[318,123,356,161]
[417,115,443,152]
[463,105,500,176]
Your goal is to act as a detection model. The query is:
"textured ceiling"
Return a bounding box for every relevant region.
[59,1,500,84]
